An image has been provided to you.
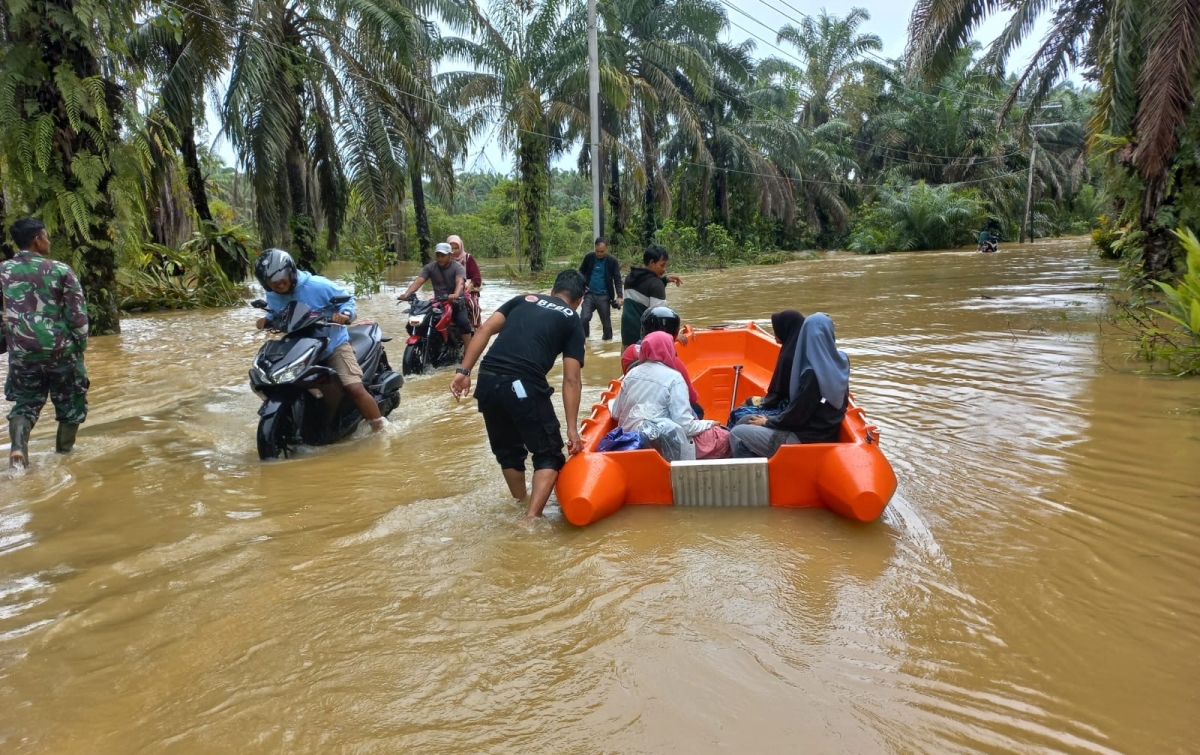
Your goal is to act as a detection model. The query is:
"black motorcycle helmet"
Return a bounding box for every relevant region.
[255,248,298,291]
[641,305,681,339]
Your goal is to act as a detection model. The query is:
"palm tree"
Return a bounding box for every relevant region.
[130,0,246,279]
[663,45,793,232]
[335,0,466,264]
[0,0,140,334]
[440,0,582,271]
[223,0,347,270]
[906,0,1200,277]
[595,0,730,243]
[775,7,882,128]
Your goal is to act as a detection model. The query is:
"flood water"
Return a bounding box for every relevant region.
[1,239,1197,754]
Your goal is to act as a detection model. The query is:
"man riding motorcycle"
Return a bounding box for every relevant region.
[254,249,385,431]
[398,242,474,351]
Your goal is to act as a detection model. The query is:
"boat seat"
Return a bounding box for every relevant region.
[670,458,770,506]
[347,324,378,366]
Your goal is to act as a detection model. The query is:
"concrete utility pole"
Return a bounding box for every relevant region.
[1020,104,1063,245]
[1020,134,1038,245]
[588,0,602,242]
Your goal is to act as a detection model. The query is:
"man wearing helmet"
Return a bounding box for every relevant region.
[620,306,681,373]
[254,249,385,431]
[397,242,474,351]
[621,306,703,418]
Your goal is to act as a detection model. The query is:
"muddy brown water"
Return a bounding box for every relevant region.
[1,240,1197,754]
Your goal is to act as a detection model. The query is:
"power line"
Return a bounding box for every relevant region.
[698,14,1025,164]
[741,0,1015,110]
[158,0,1025,186]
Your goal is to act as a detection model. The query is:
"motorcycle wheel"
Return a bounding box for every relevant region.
[402,342,425,375]
[256,411,292,460]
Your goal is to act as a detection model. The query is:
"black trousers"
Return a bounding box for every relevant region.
[475,373,565,472]
[579,292,612,340]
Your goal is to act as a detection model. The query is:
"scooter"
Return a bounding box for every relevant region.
[249,296,402,460]
[979,239,999,253]
[401,294,466,375]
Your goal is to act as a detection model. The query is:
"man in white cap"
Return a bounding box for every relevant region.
[399,242,474,350]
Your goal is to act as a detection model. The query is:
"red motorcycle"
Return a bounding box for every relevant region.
[401,295,466,375]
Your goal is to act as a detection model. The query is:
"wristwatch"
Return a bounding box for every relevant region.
[455,367,471,376]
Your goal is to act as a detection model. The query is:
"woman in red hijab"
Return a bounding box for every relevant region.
[611,332,731,459]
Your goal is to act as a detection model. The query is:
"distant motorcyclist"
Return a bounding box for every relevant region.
[977,224,999,252]
[398,243,474,351]
[254,249,385,431]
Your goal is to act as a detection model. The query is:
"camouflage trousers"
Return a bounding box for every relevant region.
[4,356,89,425]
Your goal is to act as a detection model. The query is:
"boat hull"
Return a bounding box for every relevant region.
[556,322,897,526]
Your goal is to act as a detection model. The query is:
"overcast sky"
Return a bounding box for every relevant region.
[205,0,1059,173]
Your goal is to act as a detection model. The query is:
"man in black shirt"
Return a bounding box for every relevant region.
[450,270,587,520]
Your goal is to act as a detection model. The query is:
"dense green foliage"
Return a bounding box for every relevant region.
[2,0,1195,354]
[850,183,984,253]
[906,0,1200,282]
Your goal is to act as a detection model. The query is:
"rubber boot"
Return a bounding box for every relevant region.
[8,416,33,468]
[55,422,80,454]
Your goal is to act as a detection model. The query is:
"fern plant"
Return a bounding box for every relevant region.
[0,0,142,334]
[1151,230,1200,337]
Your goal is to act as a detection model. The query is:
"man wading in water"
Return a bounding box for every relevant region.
[1,218,90,469]
[620,244,682,347]
[578,236,623,340]
[450,270,587,521]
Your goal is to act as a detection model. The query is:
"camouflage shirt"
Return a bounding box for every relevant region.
[0,251,89,364]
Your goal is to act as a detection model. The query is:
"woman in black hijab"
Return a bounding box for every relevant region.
[761,310,805,409]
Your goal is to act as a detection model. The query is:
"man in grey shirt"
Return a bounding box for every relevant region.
[399,243,474,349]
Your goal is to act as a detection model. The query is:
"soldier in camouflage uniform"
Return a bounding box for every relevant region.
[1,218,90,468]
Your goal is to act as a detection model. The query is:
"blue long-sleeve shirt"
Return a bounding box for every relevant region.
[264,271,355,358]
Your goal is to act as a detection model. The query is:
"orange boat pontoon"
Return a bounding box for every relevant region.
[555,322,898,526]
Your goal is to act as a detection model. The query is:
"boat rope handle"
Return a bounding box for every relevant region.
[864,424,879,444]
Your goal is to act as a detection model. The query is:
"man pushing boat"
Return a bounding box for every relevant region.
[450,270,588,521]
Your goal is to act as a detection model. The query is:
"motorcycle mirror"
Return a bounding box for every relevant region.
[330,295,351,305]
[250,299,268,309]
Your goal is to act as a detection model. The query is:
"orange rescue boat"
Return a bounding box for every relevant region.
[555,322,897,525]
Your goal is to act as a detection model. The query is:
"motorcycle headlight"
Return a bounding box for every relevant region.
[270,346,318,384]
[408,316,423,327]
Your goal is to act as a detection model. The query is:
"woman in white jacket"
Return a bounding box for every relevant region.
[611,331,731,460]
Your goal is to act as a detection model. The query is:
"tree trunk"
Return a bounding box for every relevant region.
[1141,226,1179,279]
[608,151,624,249]
[411,162,431,264]
[518,131,548,272]
[715,170,724,226]
[285,134,316,272]
[390,202,405,261]
[180,124,213,225]
[699,168,711,231]
[640,110,658,245]
[37,0,122,333]
[80,191,121,334]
